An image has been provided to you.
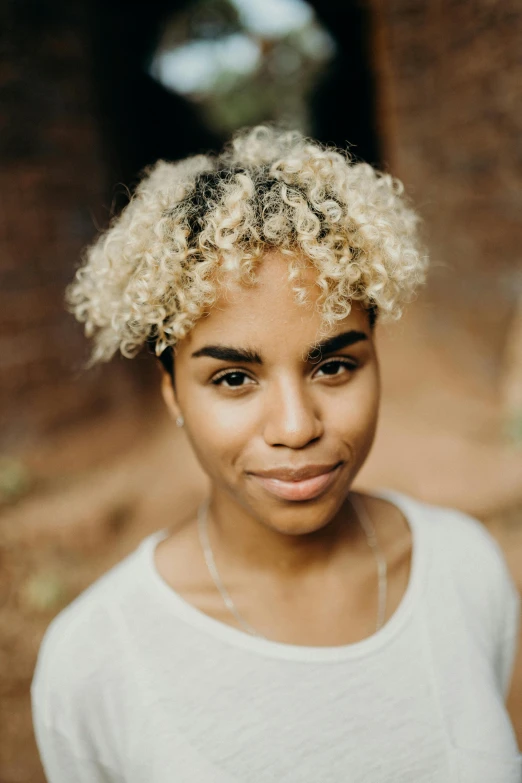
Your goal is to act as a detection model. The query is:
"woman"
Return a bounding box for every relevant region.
[31,126,521,782]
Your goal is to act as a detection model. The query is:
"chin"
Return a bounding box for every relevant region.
[254,493,347,537]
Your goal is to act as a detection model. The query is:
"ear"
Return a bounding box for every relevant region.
[160,370,182,422]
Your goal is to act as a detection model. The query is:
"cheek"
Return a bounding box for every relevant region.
[181,390,259,477]
[328,369,380,441]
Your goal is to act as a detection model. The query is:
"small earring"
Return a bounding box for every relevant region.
[175,415,184,428]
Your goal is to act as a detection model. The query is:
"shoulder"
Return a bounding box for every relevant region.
[388,491,520,691]
[388,490,511,577]
[31,545,146,734]
[381,489,518,626]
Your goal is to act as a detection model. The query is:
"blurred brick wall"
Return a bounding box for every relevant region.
[2,0,521,455]
[371,0,522,397]
[0,1,145,453]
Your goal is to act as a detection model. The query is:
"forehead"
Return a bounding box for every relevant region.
[183,252,369,352]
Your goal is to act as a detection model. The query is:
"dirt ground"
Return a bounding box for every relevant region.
[2,317,522,783]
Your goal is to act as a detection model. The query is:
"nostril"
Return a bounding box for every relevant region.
[264,419,323,450]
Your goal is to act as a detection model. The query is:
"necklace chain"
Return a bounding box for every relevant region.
[197,494,388,640]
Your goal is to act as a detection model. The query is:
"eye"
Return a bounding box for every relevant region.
[211,370,255,388]
[314,359,358,378]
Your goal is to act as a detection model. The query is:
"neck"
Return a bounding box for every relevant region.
[205,488,364,579]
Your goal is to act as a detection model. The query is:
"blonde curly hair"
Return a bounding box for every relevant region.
[66,125,428,366]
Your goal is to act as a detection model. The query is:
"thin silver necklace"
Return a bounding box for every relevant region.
[197,494,388,640]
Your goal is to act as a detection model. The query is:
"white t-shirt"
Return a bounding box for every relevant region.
[31,490,522,783]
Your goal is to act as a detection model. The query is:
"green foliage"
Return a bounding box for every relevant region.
[505,410,522,447]
[0,457,31,504]
[20,571,69,612]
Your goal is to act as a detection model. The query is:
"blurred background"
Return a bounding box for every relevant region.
[1,0,522,778]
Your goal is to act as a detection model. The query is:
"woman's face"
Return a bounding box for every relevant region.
[163,252,380,535]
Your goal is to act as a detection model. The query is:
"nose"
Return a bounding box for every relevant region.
[263,377,323,449]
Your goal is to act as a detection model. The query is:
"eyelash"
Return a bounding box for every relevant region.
[210,358,359,388]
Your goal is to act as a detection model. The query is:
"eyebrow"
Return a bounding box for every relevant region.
[309,330,368,360]
[191,330,368,364]
[191,345,263,363]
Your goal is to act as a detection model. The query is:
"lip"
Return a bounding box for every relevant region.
[248,462,343,502]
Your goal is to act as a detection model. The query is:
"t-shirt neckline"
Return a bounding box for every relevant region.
[138,488,427,662]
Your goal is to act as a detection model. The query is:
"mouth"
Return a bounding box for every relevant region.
[248,462,343,502]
